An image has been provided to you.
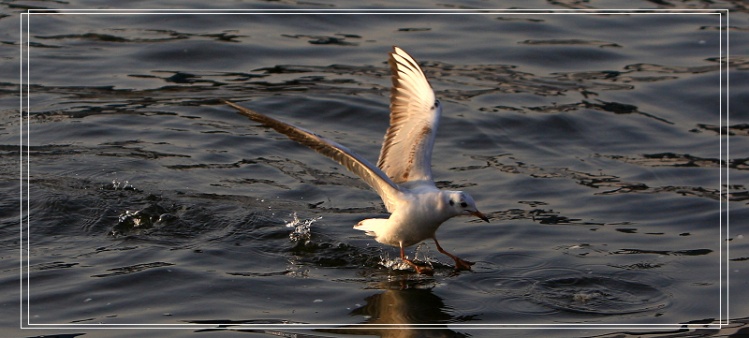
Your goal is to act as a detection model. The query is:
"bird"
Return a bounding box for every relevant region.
[224,46,489,274]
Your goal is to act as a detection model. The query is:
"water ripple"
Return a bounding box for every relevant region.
[529,276,669,315]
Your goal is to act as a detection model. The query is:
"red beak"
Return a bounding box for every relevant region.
[472,211,490,223]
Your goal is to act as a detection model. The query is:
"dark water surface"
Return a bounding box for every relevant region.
[2,1,749,337]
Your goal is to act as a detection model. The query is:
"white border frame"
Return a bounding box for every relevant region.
[19,8,731,332]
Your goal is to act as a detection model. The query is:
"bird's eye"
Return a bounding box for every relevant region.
[460,202,468,208]
[434,100,440,107]
[449,200,455,206]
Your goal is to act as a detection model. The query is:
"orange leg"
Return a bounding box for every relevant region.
[434,238,474,271]
[400,244,433,275]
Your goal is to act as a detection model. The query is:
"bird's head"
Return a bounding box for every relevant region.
[445,191,489,222]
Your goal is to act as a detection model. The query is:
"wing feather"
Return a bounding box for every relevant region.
[377,46,441,185]
[225,100,402,212]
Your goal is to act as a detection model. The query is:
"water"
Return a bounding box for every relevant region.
[2,1,748,337]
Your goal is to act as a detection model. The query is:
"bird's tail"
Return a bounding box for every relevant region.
[353,218,388,238]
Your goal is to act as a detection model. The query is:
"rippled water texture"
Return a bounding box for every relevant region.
[2,1,749,337]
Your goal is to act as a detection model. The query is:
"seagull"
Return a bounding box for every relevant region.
[224,46,489,274]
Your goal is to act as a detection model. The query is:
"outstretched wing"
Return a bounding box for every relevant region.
[377,46,441,185]
[225,100,403,212]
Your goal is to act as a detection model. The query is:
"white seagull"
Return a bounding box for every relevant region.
[225,46,489,274]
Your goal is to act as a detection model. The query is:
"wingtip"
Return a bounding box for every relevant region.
[222,99,239,108]
[388,46,400,63]
[223,100,263,120]
[223,99,251,111]
[391,46,409,59]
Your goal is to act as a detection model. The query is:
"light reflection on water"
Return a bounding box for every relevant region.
[3,2,748,337]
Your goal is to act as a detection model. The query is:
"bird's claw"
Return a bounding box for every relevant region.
[454,258,475,271]
[402,258,434,275]
[414,265,434,275]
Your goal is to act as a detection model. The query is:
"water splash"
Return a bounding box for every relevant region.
[379,242,438,271]
[379,252,412,271]
[106,179,135,191]
[111,203,169,236]
[285,212,321,244]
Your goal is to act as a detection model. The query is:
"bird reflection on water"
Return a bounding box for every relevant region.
[324,278,471,338]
